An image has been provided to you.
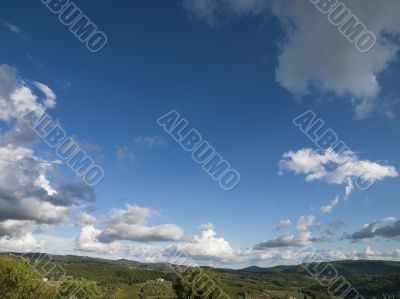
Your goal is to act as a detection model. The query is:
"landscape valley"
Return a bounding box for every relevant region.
[1,253,400,298]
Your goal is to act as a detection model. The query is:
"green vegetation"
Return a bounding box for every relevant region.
[0,256,56,299]
[139,280,176,298]
[173,268,231,299]
[0,255,101,299]
[1,253,400,298]
[116,283,144,299]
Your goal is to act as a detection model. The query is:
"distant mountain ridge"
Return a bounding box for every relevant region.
[3,252,400,278]
[2,252,175,272]
[240,259,400,278]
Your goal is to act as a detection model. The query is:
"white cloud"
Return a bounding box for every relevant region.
[101,223,184,243]
[0,145,70,224]
[270,1,399,112]
[255,231,313,248]
[0,220,33,237]
[280,148,398,197]
[356,246,400,260]
[35,174,58,196]
[0,233,43,252]
[276,219,292,229]
[321,196,340,214]
[183,0,400,118]
[75,221,235,264]
[33,81,56,109]
[78,213,97,226]
[0,64,99,248]
[0,65,48,122]
[199,222,214,231]
[383,217,397,223]
[345,179,354,200]
[174,223,235,260]
[75,225,123,255]
[115,145,135,162]
[0,65,57,147]
[74,218,400,267]
[75,224,168,261]
[297,215,316,231]
[96,205,184,243]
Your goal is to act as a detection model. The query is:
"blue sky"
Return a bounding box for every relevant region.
[0,0,399,268]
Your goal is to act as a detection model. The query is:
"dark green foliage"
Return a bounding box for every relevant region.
[307,273,400,297]
[241,260,400,278]
[173,267,230,299]
[58,277,102,299]
[138,280,176,298]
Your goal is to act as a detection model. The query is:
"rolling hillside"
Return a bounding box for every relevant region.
[1,253,400,298]
[240,260,400,277]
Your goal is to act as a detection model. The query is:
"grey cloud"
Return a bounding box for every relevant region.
[254,231,331,249]
[346,219,400,241]
[0,123,39,147]
[0,65,92,235]
[0,220,32,237]
[96,205,184,243]
[58,182,96,202]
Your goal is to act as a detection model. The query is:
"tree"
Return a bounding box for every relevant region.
[58,277,102,299]
[0,256,57,299]
[173,267,230,299]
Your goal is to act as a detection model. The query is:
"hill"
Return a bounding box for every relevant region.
[1,252,400,298]
[240,259,400,277]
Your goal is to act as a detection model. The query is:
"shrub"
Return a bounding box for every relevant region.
[0,256,57,299]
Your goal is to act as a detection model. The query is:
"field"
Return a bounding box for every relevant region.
[116,283,144,299]
[116,281,176,299]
